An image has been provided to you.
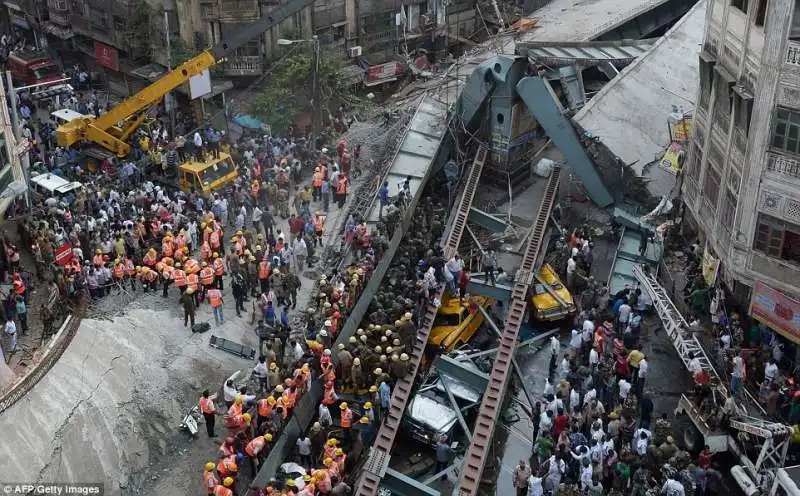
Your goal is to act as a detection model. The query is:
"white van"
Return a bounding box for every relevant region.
[29,172,83,202]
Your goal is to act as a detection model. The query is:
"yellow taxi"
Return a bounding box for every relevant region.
[178,152,239,194]
[529,263,576,321]
[429,294,493,352]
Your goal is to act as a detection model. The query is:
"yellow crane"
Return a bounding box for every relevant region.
[57,0,315,157]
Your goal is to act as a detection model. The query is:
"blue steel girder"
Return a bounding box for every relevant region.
[465,275,513,303]
[467,206,508,232]
[516,76,614,208]
[381,468,441,496]
[435,355,490,392]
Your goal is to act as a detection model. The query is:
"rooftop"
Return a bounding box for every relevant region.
[573,0,707,198]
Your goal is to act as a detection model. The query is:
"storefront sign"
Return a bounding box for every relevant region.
[701,247,720,286]
[750,281,800,343]
[94,41,119,71]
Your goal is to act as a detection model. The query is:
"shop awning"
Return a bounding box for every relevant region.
[43,22,74,40]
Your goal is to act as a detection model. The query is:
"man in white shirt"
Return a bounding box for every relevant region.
[637,357,648,395]
[617,302,632,332]
[445,255,463,287]
[731,354,746,396]
[765,359,779,383]
[4,319,17,352]
[589,347,600,367]
[193,131,203,160]
[253,356,269,394]
[566,257,576,289]
[618,378,631,404]
[633,428,652,455]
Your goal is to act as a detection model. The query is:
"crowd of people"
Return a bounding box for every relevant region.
[198,184,460,495]
[500,230,724,496]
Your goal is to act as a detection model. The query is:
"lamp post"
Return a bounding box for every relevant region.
[277,36,320,134]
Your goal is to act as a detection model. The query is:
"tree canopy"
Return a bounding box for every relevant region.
[250,51,352,133]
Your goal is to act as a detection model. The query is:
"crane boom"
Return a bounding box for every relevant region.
[56,0,316,157]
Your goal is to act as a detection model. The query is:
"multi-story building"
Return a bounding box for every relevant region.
[682,0,800,310]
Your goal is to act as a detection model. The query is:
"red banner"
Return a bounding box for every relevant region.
[94,41,119,71]
[55,242,74,266]
[750,281,800,344]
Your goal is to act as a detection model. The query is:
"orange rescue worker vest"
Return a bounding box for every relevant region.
[323,386,336,405]
[172,269,187,287]
[245,436,266,457]
[213,258,225,276]
[213,486,233,496]
[187,273,199,292]
[143,268,158,283]
[199,397,215,414]
[92,254,104,266]
[275,241,285,253]
[313,172,323,188]
[314,216,324,233]
[207,289,223,308]
[175,235,186,252]
[257,398,272,417]
[113,263,124,279]
[340,408,352,428]
[12,278,25,295]
[210,230,221,249]
[162,266,174,280]
[124,259,136,276]
[185,258,200,274]
[162,238,174,257]
[200,267,215,286]
[285,391,297,409]
[200,242,211,261]
[143,251,157,267]
[258,261,270,279]
[204,470,219,495]
[336,179,348,194]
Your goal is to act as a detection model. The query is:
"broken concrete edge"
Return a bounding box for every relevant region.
[0,303,86,415]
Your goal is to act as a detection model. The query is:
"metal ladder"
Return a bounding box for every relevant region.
[631,266,788,433]
[354,145,488,496]
[457,166,561,496]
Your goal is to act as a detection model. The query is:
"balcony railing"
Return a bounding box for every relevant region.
[223,55,263,76]
[201,3,219,19]
[767,152,800,178]
[219,1,259,21]
[787,41,800,67]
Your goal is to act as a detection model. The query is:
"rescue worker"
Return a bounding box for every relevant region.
[204,462,220,495]
[313,212,325,246]
[258,257,271,294]
[339,402,353,439]
[213,253,226,290]
[245,434,269,472]
[312,166,323,202]
[173,262,188,296]
[187,268,200,306]
[208,286,224,326]
[212,477,235,496]
[200,261,215,302]
[181,287,196,328]
[199,389,217,437]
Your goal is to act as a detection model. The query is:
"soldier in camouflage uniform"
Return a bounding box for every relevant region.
[653,413,672,445]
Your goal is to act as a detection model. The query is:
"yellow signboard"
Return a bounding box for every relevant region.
[701,247,720,286]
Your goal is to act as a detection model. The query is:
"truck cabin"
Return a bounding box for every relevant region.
[178,152,238,195]
[9,50,63,86]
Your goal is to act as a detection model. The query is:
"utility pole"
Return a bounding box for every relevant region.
[5,71,31,209]
[164,9,176,137]
[311,35,319,135]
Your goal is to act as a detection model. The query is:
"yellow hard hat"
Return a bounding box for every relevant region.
[335,448,343,456]
[267,396,276,405]
[204,462,215,471]
[234,395,243,405]
[201,261,208,267]
[242,413,251,422]
[364,402,373,409]
[324,457,333,466]
[287,479,296,487]
[327,438,337,446]
[369,385,378,393]
[213,252,219,258]
[360,416,370,424]
[201,222,207,228]
[95,249,102,254]
[175,262,182,268]
[265,433,273,441]
[223,477,234,487]
[340,402,348,409]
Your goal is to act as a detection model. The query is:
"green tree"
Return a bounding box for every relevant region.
[250,51,353,134]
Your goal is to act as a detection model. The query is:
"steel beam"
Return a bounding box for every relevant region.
[439,374,474,442]
[476,305,537,411]
[382,468,441,496]
[465,275,513,302]
[516,77,613,207]
[463,329,558,360]
[422,465,460,486]
[532,272,569,309]
[434,355,490,392]
[467,206,508,232]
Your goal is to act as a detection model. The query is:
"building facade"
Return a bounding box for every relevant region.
[682,0,800,303]
[4,0,477,82]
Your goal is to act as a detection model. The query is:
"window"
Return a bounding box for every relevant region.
[754,214,800,264]
[754,0,767,26]
[687,145,702,182]
[333,25,345,41]
[435,312,462,327]
[713,69,734,128]
[720,189,737,231]
[698,56,714,108]
[733,91,753,136]
[234,40,260,57]
[731,0,748,13]
[703,164,721,208]
[772,108,800,155]
[113,15,124,32]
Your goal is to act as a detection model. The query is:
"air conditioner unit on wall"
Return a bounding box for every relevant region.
[347,46,362,57]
